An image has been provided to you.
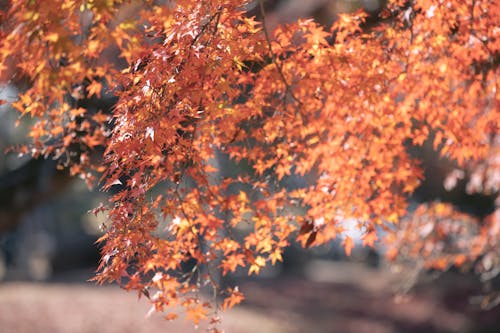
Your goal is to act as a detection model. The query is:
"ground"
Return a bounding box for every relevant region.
[0,261,498,333]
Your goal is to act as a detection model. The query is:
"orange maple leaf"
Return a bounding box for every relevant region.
[343,236,355,256]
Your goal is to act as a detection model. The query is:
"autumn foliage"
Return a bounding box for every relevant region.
[0,0,498,326]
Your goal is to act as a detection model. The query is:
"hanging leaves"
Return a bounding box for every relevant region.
[0,0,498,327]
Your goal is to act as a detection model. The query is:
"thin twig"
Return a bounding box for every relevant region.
[257,0,302,106]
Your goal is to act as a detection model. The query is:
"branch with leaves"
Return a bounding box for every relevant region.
[0,0,498,328]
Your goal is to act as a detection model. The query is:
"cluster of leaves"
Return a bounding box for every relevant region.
[0,0,498,327]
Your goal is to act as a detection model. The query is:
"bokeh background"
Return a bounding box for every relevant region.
[1,1,499,332]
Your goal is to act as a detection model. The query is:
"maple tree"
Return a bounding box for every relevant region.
[0,0,498,327]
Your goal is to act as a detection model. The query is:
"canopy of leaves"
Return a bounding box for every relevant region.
[0,0,498,328]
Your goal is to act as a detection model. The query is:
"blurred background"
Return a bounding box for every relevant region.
[0,0,499,332]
